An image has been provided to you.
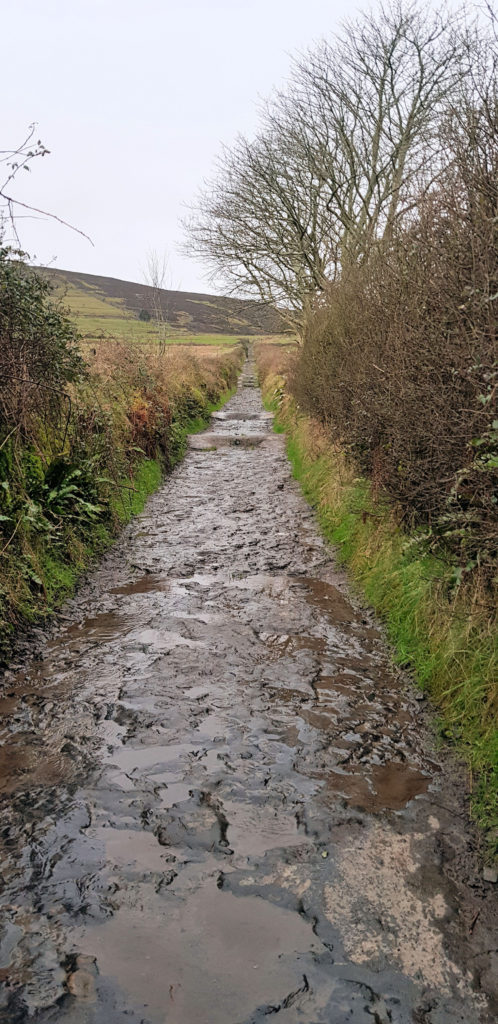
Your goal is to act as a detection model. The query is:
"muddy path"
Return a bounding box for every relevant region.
[0,354,496,1023]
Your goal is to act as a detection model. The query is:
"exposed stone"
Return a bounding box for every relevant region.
[483,866,498,884]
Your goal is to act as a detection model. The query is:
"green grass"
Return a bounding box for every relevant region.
[39,553,79,607]
[267,382,498,853]
[79,319,243,346]
[111,458,162,523]
[53,277,283,347]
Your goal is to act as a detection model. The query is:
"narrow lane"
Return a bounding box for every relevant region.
[0,354,496,1023]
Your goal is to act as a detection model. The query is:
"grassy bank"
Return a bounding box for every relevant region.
[260,365,497,849]
[0,340,243,661]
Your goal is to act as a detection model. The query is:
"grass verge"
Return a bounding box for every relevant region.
[262,372,498,854]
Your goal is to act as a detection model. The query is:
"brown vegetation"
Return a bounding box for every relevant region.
[292,92,498,587]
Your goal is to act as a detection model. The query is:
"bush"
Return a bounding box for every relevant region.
[293,95,498,589]
[0,248,83,446]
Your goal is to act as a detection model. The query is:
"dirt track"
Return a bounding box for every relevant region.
[0,354,496,1023]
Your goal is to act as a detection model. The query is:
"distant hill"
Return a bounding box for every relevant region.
[39,267,285,340]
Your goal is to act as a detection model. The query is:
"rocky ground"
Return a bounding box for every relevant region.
[0,354,496,1023]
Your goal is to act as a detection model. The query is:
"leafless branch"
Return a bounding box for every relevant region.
[184,1,469,328]
[0,124,93,248]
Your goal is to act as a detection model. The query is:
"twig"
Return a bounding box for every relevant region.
[0,192,94,246]
[0,516,22,557]
[0,373,73,447]
[0,425,19,452]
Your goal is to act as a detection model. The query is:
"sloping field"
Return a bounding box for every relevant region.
[39,266,285,342]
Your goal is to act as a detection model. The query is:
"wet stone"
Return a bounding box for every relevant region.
[0,353,496,1023]
[67,955,98,1001]
[483,866,498,884]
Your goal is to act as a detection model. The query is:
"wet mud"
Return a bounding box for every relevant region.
[0,354,496,1023]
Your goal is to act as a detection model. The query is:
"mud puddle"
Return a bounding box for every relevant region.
[0,353,496,1023]
[79,878,323,1024]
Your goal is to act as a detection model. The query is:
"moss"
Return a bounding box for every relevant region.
[40,553,78,606]
[271,385,498,851]
[21,450,45,492]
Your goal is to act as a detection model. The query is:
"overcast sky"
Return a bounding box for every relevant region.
[2,0,362,292]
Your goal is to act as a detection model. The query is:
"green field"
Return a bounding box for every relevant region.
[42,267,287,345]
[54,280,237,345]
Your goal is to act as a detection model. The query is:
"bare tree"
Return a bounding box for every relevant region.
[287,2,466,263]
[185,131,335,329]
[142,248,172,352]
[184,1,466,329]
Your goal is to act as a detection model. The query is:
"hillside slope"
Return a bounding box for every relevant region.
[40,267,284,339]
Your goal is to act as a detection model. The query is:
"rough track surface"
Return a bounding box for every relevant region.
[0,355,496,1023]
